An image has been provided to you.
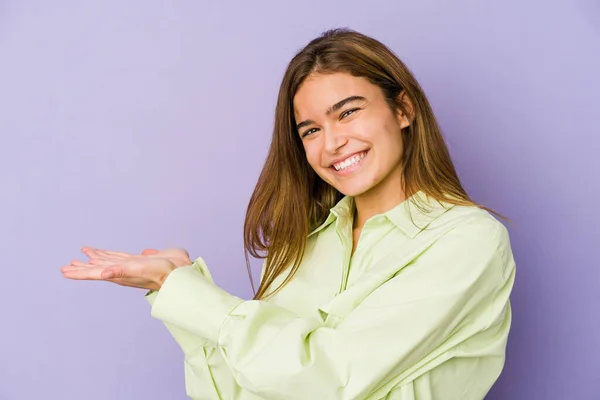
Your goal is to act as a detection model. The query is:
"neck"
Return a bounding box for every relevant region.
[352,178,407,230]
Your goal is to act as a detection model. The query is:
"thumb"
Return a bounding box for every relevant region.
[102,268,123,280]
[142,248,159,255]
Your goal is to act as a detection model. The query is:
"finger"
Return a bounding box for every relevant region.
[62,265,128,280]
[83,249,131,264]
[68,259,90,267]
[83,247,132,258]
[101,249,134,258]
[71,257,118,267]
[61,265,107,280]
[81,248,103,258]
[82,248,114,261]
[141,249,159,255]
[88,257,122,266]
[101,266,129,280]
[62,262,96,271]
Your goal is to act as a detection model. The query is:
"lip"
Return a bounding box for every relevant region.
[328,150,369,167]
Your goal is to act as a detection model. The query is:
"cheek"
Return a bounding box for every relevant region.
[368,165,382,185]
[302,144,321,170]
[377,119,404,157]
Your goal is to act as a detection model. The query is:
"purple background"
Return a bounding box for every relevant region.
[1,1,598,399]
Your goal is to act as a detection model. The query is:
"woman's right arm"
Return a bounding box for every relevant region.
[146,258,262,399]
[147,290,235,399]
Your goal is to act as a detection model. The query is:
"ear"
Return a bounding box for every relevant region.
[395,90,413,129]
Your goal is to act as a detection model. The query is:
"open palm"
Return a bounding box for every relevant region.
[60,246,181,290]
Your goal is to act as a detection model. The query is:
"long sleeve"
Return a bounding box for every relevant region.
[145,259,215,353]
[149,219,516,400]
[147,259,243,399]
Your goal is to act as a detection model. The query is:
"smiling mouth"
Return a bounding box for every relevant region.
[331,150,368,172]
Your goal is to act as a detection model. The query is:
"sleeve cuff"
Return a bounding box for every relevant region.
[149,257,244,344]
[145,290,158,305]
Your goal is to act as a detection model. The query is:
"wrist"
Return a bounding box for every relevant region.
[155,262,177,289]
[176,258,192,267]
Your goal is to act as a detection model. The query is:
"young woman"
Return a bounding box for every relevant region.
[61,28,516,399]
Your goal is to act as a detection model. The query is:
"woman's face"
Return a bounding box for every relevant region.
[293,72,410,198]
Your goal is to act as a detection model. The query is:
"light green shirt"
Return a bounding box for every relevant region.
[146,191,516,399]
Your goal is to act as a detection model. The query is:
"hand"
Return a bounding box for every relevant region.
[60,247,178,291]
[82,246,192,268]
[139,247,192,268]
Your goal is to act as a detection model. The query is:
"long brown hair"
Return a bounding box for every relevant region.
[243,28,506,300]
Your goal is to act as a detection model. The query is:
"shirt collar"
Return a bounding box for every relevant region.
[307,196,353,237]
[384,191,455,238]
[308,190,455,238]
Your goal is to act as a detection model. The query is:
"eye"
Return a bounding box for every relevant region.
[340,108,360,119]
[301,128,319,138]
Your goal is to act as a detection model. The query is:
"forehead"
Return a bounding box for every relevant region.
[293,73,377,117]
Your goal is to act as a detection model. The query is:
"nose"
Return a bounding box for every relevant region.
[323,127,348,154]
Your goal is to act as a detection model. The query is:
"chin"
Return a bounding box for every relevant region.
[330,182,373,197]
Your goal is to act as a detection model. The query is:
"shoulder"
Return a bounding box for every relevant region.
[433,204,510,249]
[428,204,514,277]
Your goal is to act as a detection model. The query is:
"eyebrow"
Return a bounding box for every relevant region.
[296,95,367,131]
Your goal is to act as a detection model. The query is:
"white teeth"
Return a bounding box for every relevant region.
[333,152,366,171]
